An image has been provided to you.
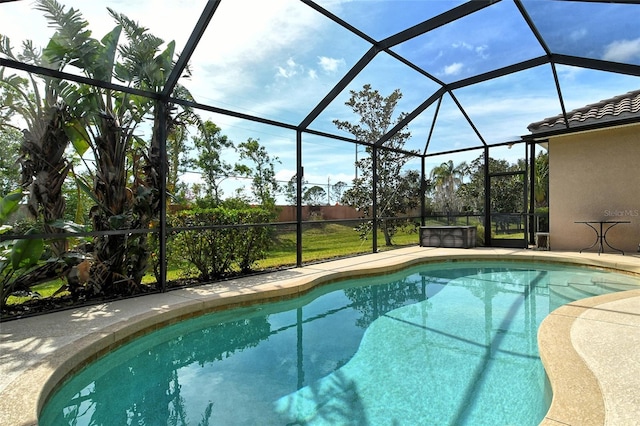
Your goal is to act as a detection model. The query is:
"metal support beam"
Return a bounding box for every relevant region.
[0,58,160,99]
[296,130,303,266]
[376,87,447,147]
[523,142,530,248]
[515,0,571,128]
[378,1,499,49]
[484,146,491,246]
[449,56,549,90]
[528,141,536,245]
[449,90,486,145]
[549,62,570,129]
[423,95,443,155]
[372,145,378,252]
[421,158,426,227]
[514,0,552,56]
[301,0,377,45]
[299,46,379,130]
[163,0,221,97]
[552,53,640,77]
[158,101,168,292]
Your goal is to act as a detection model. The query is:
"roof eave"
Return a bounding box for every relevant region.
[522,116,640,141]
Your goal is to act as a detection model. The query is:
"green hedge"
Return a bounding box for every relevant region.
[169,207,275,281]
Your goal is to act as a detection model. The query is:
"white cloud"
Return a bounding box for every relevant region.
[602,38,640,62]
[194,0,322,68]
[475,45,489,59]
[555,64,584,82]
[318,56,345,73]
[570,28,587,42]
[183,0,330,115]
[452,41,473,50]
[276,67,294,79]
[308,69,318,79]
[276,58,302,79]
[452,41,488,59]
[443,62,463,76]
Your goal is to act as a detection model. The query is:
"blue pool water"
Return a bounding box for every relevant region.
[40,261,639,425]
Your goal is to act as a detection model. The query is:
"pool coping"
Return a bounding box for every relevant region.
[1,246,639,426]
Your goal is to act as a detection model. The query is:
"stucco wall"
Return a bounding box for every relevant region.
[548,124,640,253]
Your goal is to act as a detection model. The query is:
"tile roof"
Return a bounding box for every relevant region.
[527,89,640,134]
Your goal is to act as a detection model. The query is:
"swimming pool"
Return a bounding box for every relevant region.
[39,260,640,425]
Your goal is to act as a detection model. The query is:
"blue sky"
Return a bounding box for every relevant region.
[2,0,640,202]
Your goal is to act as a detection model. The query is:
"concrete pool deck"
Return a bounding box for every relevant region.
[1,246,639,425]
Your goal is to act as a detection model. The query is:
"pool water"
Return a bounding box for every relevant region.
[40,261,640,425]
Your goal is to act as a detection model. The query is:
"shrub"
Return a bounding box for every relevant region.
[476,224,486,246]
[535,207,549,232]
[169,205,275,281]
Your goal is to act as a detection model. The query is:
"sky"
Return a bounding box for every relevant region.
[1,0,640,203]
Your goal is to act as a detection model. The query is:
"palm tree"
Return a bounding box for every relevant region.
[429,160,467,213]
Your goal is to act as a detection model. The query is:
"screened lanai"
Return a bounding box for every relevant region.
[1,0,640,312]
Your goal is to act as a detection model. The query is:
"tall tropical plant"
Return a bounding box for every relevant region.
[0,33,85,257]
[35,0,199,295]
[0,190,45,311]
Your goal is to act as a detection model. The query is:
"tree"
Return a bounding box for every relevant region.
[31,0,198,295]
[457,154,524,215]
[191,120,236,204]
[236,138,280,207]
[190,120,235,205]
[0,127,21,196]
[284,174,307,206]
[429,160,468,213]
[303,185,327,206]
[487,158,524,214]
[166,100,199,201]
[331,181,348,205]
[534,151,549,208]
[455,163,483,214]
[0,30,79,257]
[333,84,420,246]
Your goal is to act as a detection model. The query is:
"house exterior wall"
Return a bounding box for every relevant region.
[548,124,640,253]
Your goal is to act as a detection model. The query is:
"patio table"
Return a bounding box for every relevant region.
[574,220,630,255]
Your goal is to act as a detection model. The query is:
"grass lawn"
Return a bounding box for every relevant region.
[7,221,531,309]
[7,280,66,305]
[10,221,531,308]
[6,222,420,306]
[257,222,419,268]
[6,223,537,309]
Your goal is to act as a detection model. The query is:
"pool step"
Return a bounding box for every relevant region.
[548,279,636,311]
[566,282,608,298]
[548,284,601,309]
[590,279,639,293]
